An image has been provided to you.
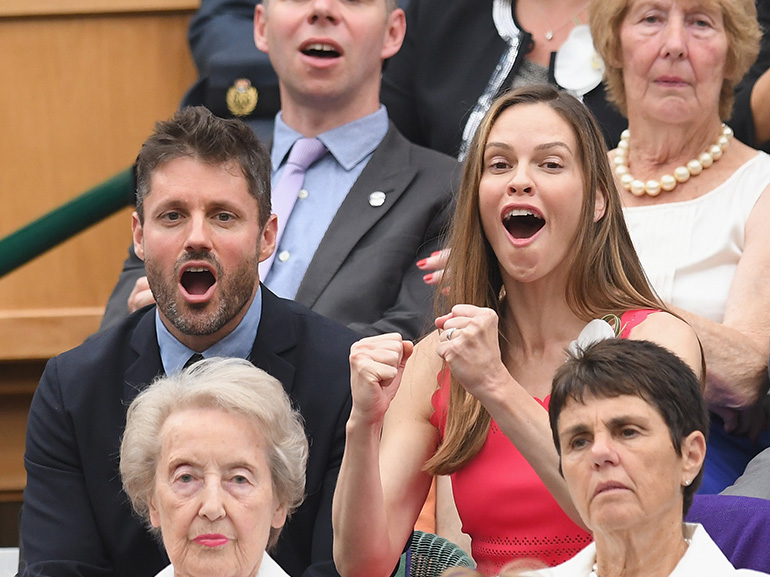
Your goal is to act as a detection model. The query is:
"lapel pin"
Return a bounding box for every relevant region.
[369,191,386,207]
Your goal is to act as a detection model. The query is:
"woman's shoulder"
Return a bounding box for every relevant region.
[624,311,703,379]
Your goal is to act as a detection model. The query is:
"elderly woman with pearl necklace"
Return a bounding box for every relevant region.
[590,0,770,493]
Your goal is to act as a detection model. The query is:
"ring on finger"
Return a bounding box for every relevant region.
[445,328,456,341]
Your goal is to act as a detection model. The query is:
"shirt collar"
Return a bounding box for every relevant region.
[155,285,263,374]
[271,106,389,172]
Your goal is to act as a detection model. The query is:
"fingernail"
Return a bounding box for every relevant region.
[431,251,441,257]
[416,259,427,268]
[423,273,434,282]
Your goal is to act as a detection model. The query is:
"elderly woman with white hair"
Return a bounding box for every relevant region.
[120,357,308,577]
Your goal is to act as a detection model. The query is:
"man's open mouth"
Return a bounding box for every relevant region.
[301,43,340,58]
[180,267,216,296]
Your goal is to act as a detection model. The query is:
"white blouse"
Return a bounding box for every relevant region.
[623,152,770,323]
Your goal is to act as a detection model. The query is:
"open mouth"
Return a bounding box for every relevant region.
[181,267,216,296]
[503,209,545,239]
[301,43,340,59]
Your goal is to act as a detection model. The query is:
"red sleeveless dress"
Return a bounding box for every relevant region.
[429,309,656,575]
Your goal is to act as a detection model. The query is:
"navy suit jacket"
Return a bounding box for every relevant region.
[20,288,357,577]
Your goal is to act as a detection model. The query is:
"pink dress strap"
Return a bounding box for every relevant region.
[618,308,660,339]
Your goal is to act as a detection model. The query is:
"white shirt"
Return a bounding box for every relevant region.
[154,551,289,577]
[524,523,769,576]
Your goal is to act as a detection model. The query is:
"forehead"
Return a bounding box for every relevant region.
[147,157,255,207]
[486,103,577,151]
[158,406,268,464]
[626,0,725,15]
[557,394,665,431]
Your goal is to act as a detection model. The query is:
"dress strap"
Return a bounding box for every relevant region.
[618,308,659,338]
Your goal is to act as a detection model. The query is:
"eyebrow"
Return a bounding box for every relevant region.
[484,141,573,153]
[560,414,650,438]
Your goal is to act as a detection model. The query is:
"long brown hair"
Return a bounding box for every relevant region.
[427,85,662,475]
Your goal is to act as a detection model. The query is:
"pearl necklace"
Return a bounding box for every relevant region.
[613,124,733,197]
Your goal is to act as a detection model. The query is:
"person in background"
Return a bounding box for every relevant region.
[380,0,770,159]
[332,85,703,577]
[528,337,767,576]
[100,0,457,344]
[120,357,308,577]
[590,0,770,493]
[19,106,356,577]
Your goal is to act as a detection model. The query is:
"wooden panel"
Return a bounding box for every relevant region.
[0,11,198,318]
[0,0,199,18]
[0,309,104,361]
[0,393,32,502]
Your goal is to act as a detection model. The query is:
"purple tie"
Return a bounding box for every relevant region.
[260,137,327,278]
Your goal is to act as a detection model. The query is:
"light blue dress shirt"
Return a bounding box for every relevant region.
[155,285,263,374]
[264,106,389,299]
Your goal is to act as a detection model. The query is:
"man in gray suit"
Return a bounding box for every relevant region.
[102,0,458,341]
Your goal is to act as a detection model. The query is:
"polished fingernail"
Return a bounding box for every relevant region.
[423,273,434,282]
[416,259,428,268]
[431,251,441,257]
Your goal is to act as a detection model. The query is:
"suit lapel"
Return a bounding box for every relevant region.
[296,124,418,308]
[249,287,297,396]
[123,310,165,405]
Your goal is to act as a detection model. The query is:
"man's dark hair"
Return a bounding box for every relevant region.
[549,338,709,516]
[135,106,271,228]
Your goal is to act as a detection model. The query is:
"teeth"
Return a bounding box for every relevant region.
[504,209,543,219]
[305,43,336,52]
[186,267,208,273]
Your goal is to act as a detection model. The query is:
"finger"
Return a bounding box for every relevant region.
[416,249,450,271]
[422,269,444,286]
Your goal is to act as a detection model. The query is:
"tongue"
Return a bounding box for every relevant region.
[182,271,215,295]
[507,215,545,239]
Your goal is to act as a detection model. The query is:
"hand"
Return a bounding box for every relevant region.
[127,276,155,313]
[435,305,508,401]
[348,334,414,426]
[417,249,450,286]
[712,400,768,440]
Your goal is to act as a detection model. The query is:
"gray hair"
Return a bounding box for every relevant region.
[120,357,308,548]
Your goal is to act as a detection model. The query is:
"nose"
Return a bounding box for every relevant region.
[184,214,213,253]
[508,164,534,196]
[198,478,226,521]
[590,432,619,469]
[309,0,339,23]
[661,14,687,59]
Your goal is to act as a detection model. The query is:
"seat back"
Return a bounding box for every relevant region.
[686,494,770,573]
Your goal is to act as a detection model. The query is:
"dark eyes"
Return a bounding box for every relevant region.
[620,428,639,439]
[570,437,589,450]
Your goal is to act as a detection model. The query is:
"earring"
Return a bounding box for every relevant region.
[684,479,691,486]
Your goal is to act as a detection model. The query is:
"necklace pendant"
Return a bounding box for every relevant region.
[545,29,554,40]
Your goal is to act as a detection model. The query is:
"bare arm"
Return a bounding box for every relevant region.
[751,70,770,146]
[672,184,770,409]
[332,334,440,577]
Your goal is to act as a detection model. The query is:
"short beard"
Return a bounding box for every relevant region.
[147,251,259,337]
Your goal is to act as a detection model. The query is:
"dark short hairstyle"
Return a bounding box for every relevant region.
[135,106,271,228]
[549,338,709,516]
